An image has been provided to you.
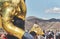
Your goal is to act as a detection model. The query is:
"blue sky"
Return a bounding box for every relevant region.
[26,0,60,19]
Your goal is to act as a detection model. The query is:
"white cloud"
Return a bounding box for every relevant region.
[40,17,50,20]
[42,18,49,20]
[45,7,60,13]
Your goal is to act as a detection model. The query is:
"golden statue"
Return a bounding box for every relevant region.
[30,24,44,35]
[0,0,44,39]
[0,0,33,39]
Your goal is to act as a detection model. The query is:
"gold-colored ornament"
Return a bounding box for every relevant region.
[0,0,26,39]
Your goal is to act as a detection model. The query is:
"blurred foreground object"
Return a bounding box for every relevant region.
[0,0,34,39]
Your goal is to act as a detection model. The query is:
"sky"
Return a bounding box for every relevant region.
[26,0,60,19]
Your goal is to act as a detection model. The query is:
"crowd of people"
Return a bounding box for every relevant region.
[0,30,60,39]
[43,30,60,39]
[29,30,60,39]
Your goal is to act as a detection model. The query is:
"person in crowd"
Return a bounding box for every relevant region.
[1,34,7,39]
[30,31,37,39]
[46,31,54,39]
[56,32,60,39]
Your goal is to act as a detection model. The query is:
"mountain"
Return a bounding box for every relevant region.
[25,16,60,32]
[26,16,60,22]
[49,18,60,22]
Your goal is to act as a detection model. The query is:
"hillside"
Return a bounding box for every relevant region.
[25,16,60,32]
